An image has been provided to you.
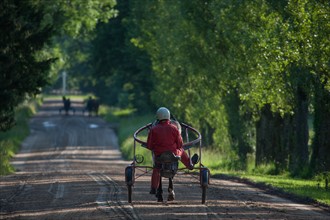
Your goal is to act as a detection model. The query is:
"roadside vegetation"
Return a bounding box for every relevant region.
[112,112,330,206]
[3,0,329,180]
[0,94,86,175]
[42,94,90,100]
[233,173,330,206]
[1,96,328,206]
[1,0,329,208]
[0,99,41,175]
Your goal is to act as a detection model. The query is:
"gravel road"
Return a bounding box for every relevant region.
[0,98,329,219]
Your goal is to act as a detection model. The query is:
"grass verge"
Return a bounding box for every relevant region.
[110,112,330,207]
[237,173,330,206]
[115,112,154,165]
[42,94,91,100]
[0,99,40,175]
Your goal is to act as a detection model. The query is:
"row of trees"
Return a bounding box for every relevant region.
[116,0,328,175]
[1,0,329,176]
[0,0,117,131]
[89,0,153,110]
[80,0,329,175]
[0,0,54,130]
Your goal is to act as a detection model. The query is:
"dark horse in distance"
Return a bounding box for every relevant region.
[59,96,75,115]
[83,97,99,116]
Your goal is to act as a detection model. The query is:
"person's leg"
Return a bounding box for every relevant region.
[151,168,160,191]
[176,148,192,168]
[150,153,159,194]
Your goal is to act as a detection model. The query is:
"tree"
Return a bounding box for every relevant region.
[36,0,118,92]
[128,0,255,168]
[0,0,54,131]
[310,0,330,173]
[128,0,330,175]
[90,0,154,111]
[0,0,117,131]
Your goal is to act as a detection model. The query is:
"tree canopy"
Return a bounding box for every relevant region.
[0,0,54,130]
[1,0,329,175]
[0,0,117,131]
[126,0,329,174]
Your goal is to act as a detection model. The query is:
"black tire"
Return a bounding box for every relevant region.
[125,166,134,185]
[125,166,134,203]
[202,186,206,204]
[201,168,209,204]
[128,185,132,203]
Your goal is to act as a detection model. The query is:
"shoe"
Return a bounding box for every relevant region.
[191,153,199,164]
[150,188,156,194]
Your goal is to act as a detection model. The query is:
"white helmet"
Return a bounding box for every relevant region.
[156,107,170,120]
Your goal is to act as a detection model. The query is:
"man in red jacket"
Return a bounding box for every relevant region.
[147,107,198,196]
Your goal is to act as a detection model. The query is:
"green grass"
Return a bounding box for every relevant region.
[5,102,325,206]
[42,94,91,100]
[234,173,330,206]
[116,112,154,164]
[0,100,39,175]
[105,111,330,207]
[202,153,330,206]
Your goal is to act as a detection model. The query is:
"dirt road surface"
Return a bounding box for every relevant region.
[1,98,329,219]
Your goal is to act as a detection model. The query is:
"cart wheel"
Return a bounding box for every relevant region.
[128,185,132,203]
[201,168,209,204]
[125,166,134,203]
[202,186,207,204]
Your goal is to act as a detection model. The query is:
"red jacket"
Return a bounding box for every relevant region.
[147,120,183,156]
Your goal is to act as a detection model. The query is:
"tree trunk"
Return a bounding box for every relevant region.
[255,104,292,172]
[200,121,214,146]
[224,88,252,169]
[311,81,330,172]
[290,86,309,175]
[256,104,274,166]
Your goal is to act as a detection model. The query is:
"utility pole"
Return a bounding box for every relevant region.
[62,71,67,95]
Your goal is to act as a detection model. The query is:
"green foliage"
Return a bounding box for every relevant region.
[127,0,330,175]
[0,140,16,175]
[238,174,330,206]
[111,111,329,206]
[252,163,279,175]
[109,111,154,164]
[89,0,154,111]
[0,102,37,175]
[42,94,89,100]
[129,0,256,166]
[34,0,118,96]
[3,0,328,179]
[0,0,54,131]
[0,0,118,131]
[202,148,243,171]
[31,0,118,37]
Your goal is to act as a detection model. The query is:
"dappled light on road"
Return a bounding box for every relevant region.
[1,99,329,220]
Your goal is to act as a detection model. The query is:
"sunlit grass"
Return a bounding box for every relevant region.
[100,110,330,207]
[42,94,90,100]
[235,174,330,206]
[200,148,242,171]
[100,108,153,164]
[207,158,330,206]
[205,157,330,206]
[0,101,39,175]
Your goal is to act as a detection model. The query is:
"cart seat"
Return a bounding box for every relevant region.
[155,151,180,178]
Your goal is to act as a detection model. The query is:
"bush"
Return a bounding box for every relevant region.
[0,140,16,175]
[0,100,38,175]
[252,163,278,175]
